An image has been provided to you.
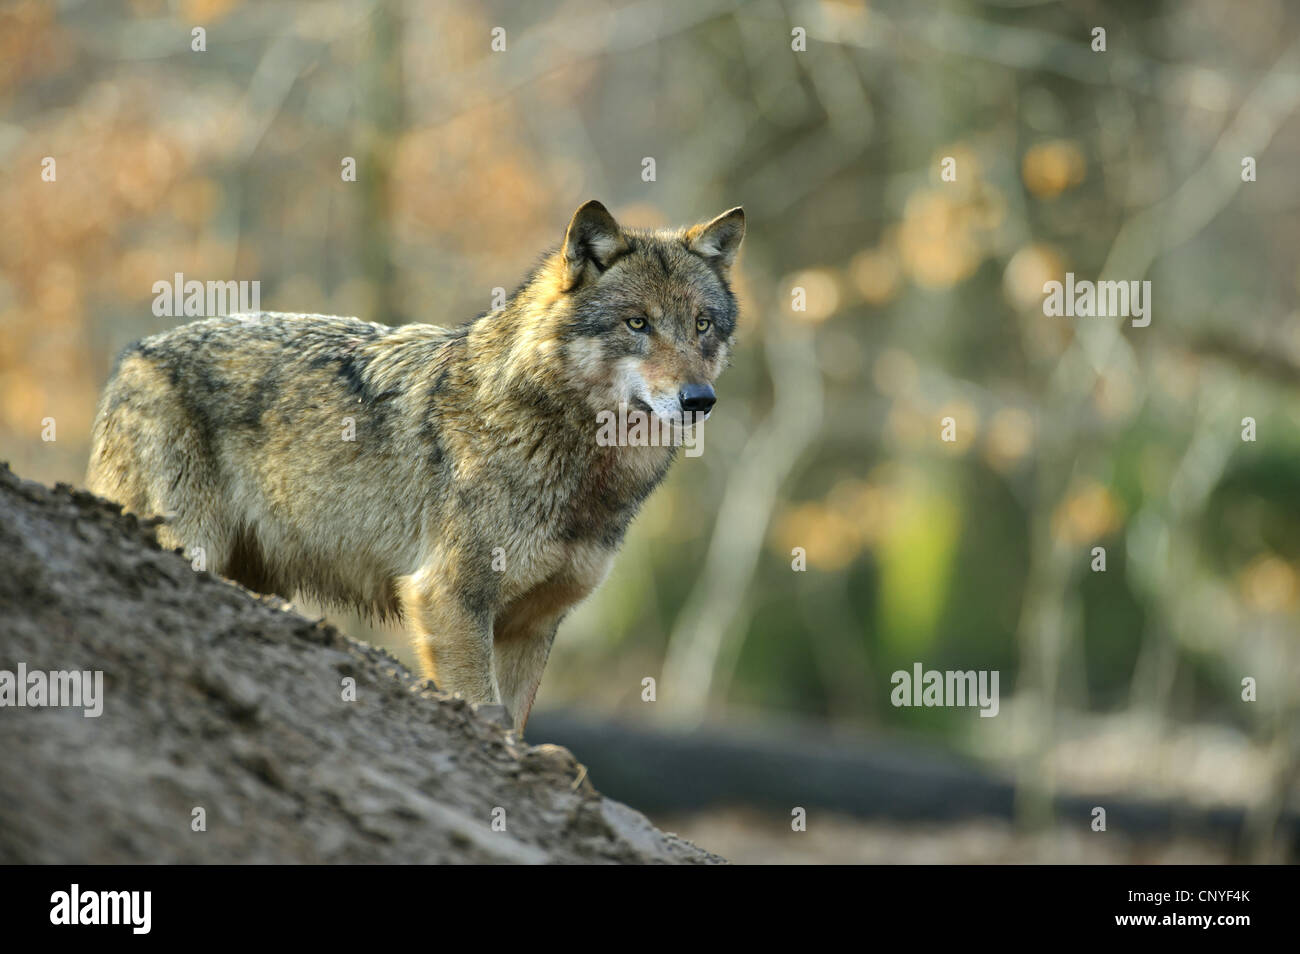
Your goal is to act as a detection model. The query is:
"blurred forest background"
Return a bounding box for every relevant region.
[2,0,1298,862]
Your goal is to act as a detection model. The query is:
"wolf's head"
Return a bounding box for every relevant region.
[533,201,744,426]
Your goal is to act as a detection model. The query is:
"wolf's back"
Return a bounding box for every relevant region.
[85,313,441,607]
[88,312,380,497]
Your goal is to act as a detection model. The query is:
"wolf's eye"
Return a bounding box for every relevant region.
[627,316,647,332]
[696,317,711,334]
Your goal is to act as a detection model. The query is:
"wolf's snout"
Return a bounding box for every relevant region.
[679,383,716,414]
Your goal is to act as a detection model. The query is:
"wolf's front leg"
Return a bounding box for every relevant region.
[399,565,499,706]
[493,586,584,731]
[493,619,559,734]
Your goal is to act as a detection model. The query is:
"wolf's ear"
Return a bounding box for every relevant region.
[686,207,745,271]
[562,200,628,290]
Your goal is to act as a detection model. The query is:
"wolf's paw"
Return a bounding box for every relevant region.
[471,701,512,730]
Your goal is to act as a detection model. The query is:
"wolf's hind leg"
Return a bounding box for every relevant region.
[87,354,232,569]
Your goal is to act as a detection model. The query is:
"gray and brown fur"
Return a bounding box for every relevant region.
[86,201,745,730]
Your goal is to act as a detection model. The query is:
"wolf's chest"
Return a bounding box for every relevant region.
[558,442,673,542]
[481,436,670,601]
[499,535,613,608]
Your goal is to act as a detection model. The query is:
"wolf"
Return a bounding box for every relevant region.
[86,201,744,730]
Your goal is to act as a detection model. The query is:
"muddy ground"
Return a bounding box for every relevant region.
[0,464,721,864]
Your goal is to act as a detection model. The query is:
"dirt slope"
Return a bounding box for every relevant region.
[0,464,721,864]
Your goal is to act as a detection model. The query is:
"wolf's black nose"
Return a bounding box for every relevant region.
[679,383,716,414]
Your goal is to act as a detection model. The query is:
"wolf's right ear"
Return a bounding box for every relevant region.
[562,200,628,290]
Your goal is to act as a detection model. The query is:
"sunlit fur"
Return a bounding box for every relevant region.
[86,201,744,730]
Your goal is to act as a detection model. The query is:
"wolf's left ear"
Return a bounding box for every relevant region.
[686,207,745,271]
[563,200,628,290]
